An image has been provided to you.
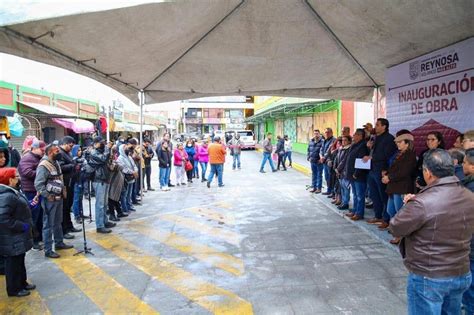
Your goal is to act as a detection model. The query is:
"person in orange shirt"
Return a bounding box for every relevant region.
[207,136,226,188]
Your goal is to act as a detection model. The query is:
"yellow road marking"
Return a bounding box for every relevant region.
[214,202,232,209]
[187,207,235,225]
[89,233,253,315]
[129,223,243,276]
[52,249,158,314]
[0,275,51,315]
[159,214,241,246]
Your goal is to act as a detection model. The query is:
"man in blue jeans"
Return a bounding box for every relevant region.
[363,118,396,227]
[207,136,226,188]
[259,132,277,173]
[390,149,474,315]
[321,128,335,195]
[88,137,116,234]
[307,129,324,193]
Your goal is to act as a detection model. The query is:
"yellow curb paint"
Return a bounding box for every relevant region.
[89,233,253,315]
[187,207,235,225]
[291,162,311,176]
[0,275,51,315]
[129,223,244,276]
[159,214,241,246]
[255,149,310,176]
[51,250,158,314]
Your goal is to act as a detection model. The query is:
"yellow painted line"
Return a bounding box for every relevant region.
[52,249,158,314]
[129,223,243,276]
[0,275,51,315]
[255,148,311,176]
[187,207,235,225]
[292,162,311,176]
[159,214,241,246]
[89,233,253,315]
[214,202,232,209]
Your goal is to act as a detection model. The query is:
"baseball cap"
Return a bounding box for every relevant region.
[93,136,104,143]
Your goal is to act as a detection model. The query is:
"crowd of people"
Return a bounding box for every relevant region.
[306,119,474,314]
[0,130,241,297]
[1,121,473,313]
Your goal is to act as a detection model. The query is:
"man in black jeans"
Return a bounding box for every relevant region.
[143,139,155,191]
[57,136,82,239]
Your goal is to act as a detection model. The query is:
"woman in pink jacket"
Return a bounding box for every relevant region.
[198,140,209,182]
[173,143,188,186]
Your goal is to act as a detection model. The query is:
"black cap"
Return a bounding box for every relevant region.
[93,136,104,143]
[61,136,76,145]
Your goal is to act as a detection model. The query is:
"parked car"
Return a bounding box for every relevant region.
[236,130,256,150]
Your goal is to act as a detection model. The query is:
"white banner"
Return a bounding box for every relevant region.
[386,37,474,149]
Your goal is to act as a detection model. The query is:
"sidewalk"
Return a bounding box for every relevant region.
[254,148,396,248]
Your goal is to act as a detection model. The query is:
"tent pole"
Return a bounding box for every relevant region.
[106,103,110,143]
[139,90,144,199]
[375,87,379,119]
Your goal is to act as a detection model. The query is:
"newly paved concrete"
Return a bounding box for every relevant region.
[0,151,407,314]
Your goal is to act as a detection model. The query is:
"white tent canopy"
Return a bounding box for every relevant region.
[1,0,473,104]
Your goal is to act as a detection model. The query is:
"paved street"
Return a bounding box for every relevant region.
[0,151,407,314]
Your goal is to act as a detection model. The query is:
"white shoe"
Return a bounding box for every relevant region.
[161,187,167,191]
[166,187,171,191]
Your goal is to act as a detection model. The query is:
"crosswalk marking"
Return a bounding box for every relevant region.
[0,275,51,315]
[52,249,158,314]
[186,207,235,225]
[89,233,253,315]
[129,223,244,276]
[159,214,241,246]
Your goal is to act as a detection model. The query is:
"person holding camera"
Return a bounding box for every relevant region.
[34,143,73,259]
[88,137,116,234]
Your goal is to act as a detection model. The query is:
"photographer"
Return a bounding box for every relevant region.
[35,143,73,259]
[88,137,116,234]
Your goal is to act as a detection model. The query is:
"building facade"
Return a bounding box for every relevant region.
[181,97,254,134]
[247,97,373,154]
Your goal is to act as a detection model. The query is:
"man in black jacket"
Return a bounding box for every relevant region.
[88,137,115,234]
[321,128,336,195]
[344,129,369,220]
[57,136,81,239]
[363,118,397,225]
[307,130,324,193]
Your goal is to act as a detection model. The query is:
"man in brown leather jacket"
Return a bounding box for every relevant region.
[390,149,474,315]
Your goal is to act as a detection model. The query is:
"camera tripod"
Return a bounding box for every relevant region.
[74,181,94,256]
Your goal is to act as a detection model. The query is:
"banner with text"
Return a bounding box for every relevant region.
[386,37,473,150]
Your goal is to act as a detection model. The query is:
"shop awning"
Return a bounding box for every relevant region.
[19,101,77,117]
[52,118,95,133]
[113,122,158,132]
